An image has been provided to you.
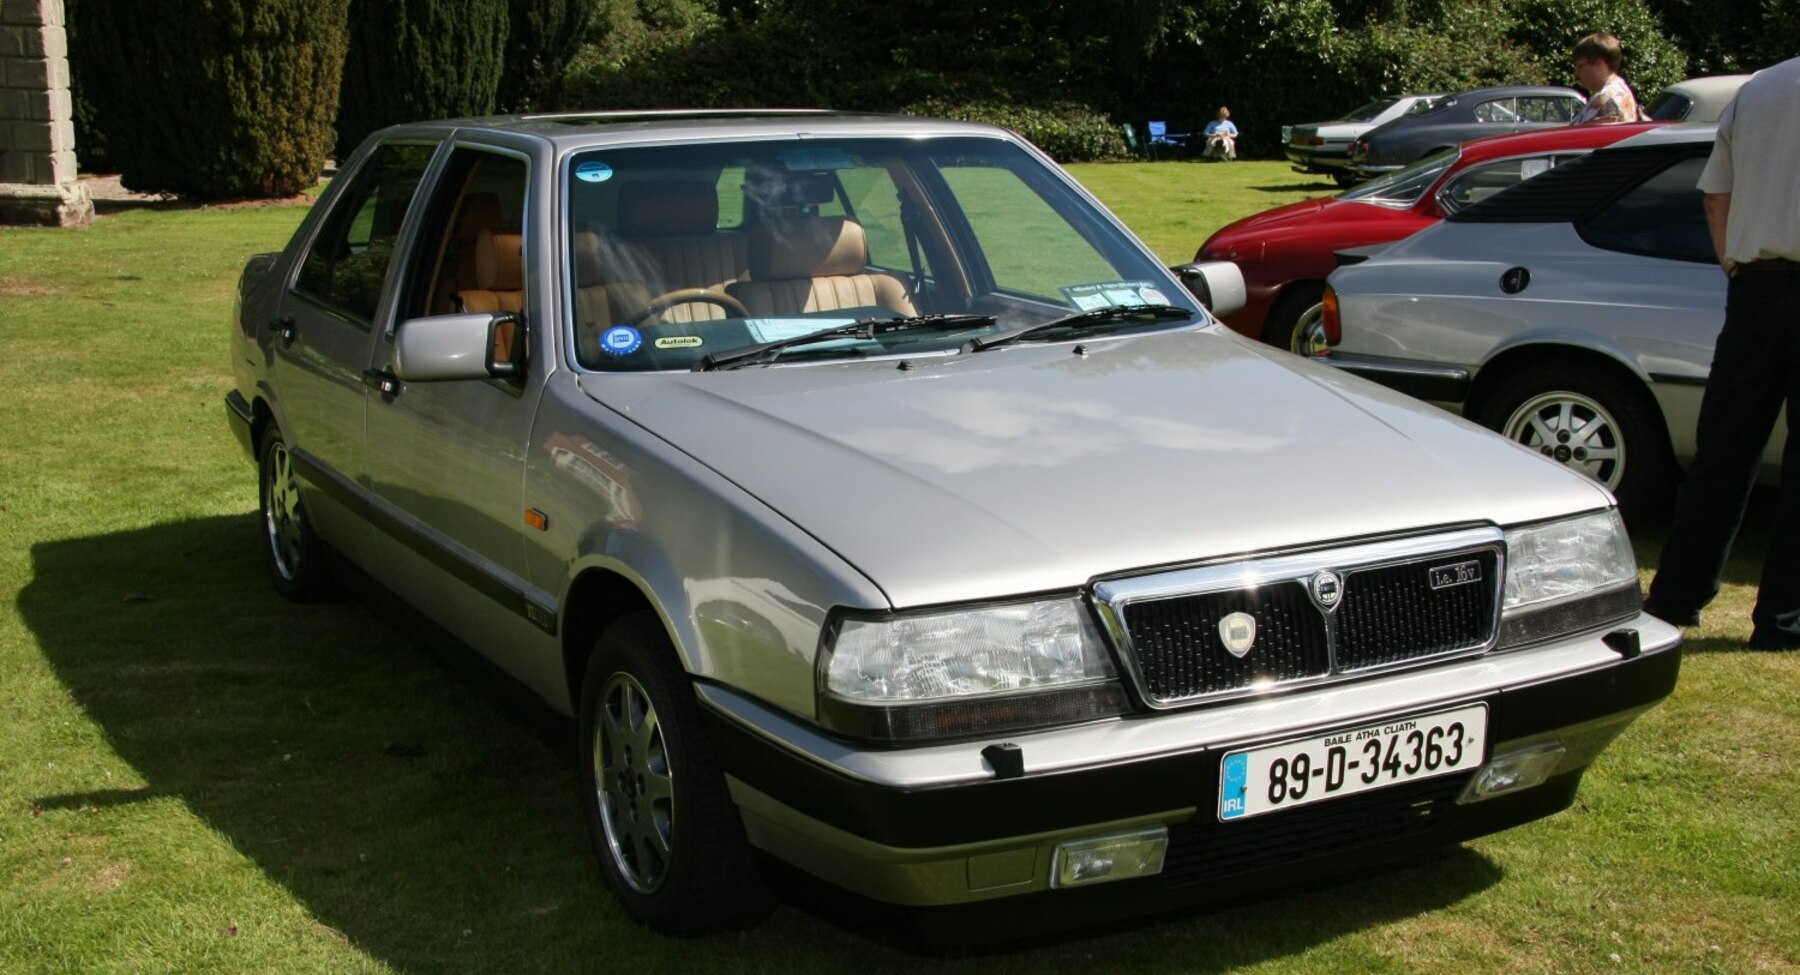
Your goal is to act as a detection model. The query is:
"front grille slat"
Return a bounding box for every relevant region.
[1114,543,1500,705]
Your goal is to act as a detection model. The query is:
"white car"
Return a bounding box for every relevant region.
[1319,124,1783,518]
[1644,75,1752,122]
[1285,94,1449,186]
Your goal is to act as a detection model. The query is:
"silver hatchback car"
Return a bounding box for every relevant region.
[225,110,1680,936]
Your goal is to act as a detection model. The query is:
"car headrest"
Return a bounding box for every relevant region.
[454,193,503,243]
[476,230,524,291]
[749,216,869,280]
[572,231,604,286]
[617,180,720,236]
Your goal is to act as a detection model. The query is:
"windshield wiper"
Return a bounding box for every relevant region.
[969,304,1195,352]
[695,313,997,371]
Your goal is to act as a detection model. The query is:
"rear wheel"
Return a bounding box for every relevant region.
[258,426,333,601]
[1332,171,1358,188]
[1473,363,1673,520]
[579,612,774,934]
[1263,282,1325,354]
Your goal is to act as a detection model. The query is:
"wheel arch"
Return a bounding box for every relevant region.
[1468,343,1673,457]
[561,567,660,712]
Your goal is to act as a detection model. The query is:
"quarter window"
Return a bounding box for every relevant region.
[1577,156,1712,263]
[295,143,435,322]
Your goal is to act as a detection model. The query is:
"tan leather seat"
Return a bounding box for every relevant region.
[459,230,524,314]
[607,180,748,322]
[571,231,616,360]
[435,193,503,314]
[728,216,915,317]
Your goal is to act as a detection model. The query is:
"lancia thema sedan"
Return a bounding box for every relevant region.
[225,110,1680,936]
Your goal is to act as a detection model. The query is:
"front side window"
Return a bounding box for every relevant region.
[1577,155,1711,263]
[563,137,1193,372]
[1473,98,1521,124]
[1518,97,1581,122]
[295,142,435,322]
[1645,92,1693,121]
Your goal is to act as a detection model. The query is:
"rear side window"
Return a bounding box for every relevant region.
[295,142,436,322]
[1645,92,1693,121]
[1577,156,1712,263]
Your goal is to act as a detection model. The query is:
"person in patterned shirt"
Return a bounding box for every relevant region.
[1572,32,1643,124]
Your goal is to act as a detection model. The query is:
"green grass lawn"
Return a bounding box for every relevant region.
[1,163,1795,974]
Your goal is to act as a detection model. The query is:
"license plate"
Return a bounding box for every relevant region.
[1218,704,1487,821]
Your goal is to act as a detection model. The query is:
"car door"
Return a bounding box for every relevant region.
[360,143,559,681]
[272,139,438,558]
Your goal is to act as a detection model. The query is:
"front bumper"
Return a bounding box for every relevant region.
[700,619,1680,908]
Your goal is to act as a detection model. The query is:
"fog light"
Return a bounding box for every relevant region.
[1051,827,1168,889]
[1460,742,1567,803]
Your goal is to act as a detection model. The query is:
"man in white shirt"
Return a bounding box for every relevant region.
[1647,56,1800,650]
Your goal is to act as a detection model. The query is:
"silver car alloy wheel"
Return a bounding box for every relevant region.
[262,440,306,582]
[595,671,674,894]
[1501,390,1626,490]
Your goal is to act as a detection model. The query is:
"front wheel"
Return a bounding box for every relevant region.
[1263,282,1325,354]
[1473,363,1673,520]
[258,426,333,601]
[579,612,774,934]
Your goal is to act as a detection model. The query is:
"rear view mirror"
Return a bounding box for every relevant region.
[393,312,524,382]
[1169,261,1247,317]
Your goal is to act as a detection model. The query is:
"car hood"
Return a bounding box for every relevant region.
[583,329,1609,608]
[1204,197,1395,256]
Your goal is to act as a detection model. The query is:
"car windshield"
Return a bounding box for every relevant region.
[1341,97,1401,122]
[1338,147,1459,208]
[564,137,1196,372]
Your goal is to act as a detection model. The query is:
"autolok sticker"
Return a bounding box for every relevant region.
[575,161,614,184]
[655,335,703,349]
[600,325,643,356]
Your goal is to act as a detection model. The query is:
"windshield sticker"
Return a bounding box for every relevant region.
[1063,281,1165,310]
[775,147,855,172]
[600,325,643,356]
[575,161,614,184]
[654,335,703,350]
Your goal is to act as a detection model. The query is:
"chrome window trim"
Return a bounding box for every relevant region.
[1091,526,1507,710]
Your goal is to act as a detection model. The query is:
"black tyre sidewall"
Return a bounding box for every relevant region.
[577,612,773,934]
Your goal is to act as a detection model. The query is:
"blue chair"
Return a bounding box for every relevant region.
[1146,120,1190,158]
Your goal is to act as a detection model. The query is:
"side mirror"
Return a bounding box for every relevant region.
[1169,261,1247,317]
[393,312,524,382]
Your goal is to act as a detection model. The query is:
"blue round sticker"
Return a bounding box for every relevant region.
[600,325,643,356]
[575,161,614,184]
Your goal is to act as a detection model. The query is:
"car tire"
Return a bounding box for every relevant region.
[1474,363,1673,520]
[1263,282,1325,354]
[1332,172,1359,188]
[257,425,334,601]
[579,611,775,934]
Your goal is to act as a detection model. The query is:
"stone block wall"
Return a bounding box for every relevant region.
[0,0,92,226]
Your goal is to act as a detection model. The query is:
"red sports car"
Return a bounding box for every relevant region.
[1196,122,1661,352]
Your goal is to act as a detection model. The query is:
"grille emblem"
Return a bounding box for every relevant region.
[1219,612,1257,657]
[1309,570,1343,611]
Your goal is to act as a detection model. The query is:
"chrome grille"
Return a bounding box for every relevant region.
[1095,528,1504,707]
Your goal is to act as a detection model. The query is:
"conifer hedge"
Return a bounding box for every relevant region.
[71,0,349,200]
[334,0,510,157]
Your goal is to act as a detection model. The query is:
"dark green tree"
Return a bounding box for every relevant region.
[69,0,348,199]
[497,0,594,111]
[335,0,510,156]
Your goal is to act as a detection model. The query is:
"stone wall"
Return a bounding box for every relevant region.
[0,0,92,226]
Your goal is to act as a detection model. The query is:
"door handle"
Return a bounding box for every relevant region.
[271,316,297,342]
[362,368,401,397]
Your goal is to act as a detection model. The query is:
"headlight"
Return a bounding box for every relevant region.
[817,598,1130,743]
[1497,510,1640,649]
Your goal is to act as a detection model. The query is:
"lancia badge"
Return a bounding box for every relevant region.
[1309,570,1343,611]
[1219,612,1257,658]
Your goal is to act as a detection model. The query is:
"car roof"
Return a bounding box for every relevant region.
[1448,85,1586,100]
[1663,75,1753,98]
[370,109,1013,152]
[1610,122,1719,149]
[1455,121,1662,162]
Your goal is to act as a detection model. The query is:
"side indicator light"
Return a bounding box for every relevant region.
[524,508,549,532]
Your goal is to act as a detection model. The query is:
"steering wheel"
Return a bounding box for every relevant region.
[626,289,751,326]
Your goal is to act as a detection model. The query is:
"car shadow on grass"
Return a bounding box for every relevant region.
[23,513,1512,971]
